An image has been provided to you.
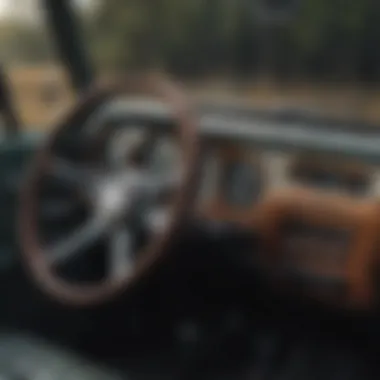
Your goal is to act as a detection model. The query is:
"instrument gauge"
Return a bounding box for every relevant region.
[199,153,221,203]
[222,161,261,207]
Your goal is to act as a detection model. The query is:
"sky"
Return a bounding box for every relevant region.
[0,0,11,16]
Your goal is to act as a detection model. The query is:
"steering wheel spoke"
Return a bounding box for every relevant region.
[49,157,98,189]
[141,169,182,200]
[107,128,156,168]
[143,204,172,236]
[49,216,111,265]
[108,225,135,280]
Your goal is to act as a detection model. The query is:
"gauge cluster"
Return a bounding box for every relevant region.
[198,150,221,205]
[220,150,265,207]
[196,146,267,223]
[221,161,261,207]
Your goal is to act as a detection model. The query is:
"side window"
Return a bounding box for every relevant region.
[0,0,75,129]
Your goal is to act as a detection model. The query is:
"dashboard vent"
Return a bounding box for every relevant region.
[291,160,370,196]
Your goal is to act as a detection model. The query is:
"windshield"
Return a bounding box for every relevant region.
[1,0,379,127]
[85,0,380,126]
[0,0,86,129]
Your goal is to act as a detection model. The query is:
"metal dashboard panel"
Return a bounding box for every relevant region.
[92,99,380,164]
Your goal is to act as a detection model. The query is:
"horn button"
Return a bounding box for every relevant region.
[92,171,144,219]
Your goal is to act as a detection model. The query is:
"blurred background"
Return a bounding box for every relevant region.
[1,0,380,127]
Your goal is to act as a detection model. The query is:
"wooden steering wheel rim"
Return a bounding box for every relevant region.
[18,75,200,307]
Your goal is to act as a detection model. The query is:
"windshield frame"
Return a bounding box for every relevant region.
[42,0,94,93]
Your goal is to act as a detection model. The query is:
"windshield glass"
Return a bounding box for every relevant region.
[0,0,85,129]
[1,0,379,127]
[83,0,380,125]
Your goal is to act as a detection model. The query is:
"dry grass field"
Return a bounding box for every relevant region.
[7,65,380,130]
[7,65,74,130]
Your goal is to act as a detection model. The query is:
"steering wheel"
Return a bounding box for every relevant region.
[18,76,200,307]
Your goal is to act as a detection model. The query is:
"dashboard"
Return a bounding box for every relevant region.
[112,124,380,311]
[201,147,380,310]
[6,99,380,311]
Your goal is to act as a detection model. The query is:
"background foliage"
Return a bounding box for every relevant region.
[1,0,380,83]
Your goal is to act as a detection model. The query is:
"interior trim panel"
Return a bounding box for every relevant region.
[198,141,380,310]
[260,188,380,308]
